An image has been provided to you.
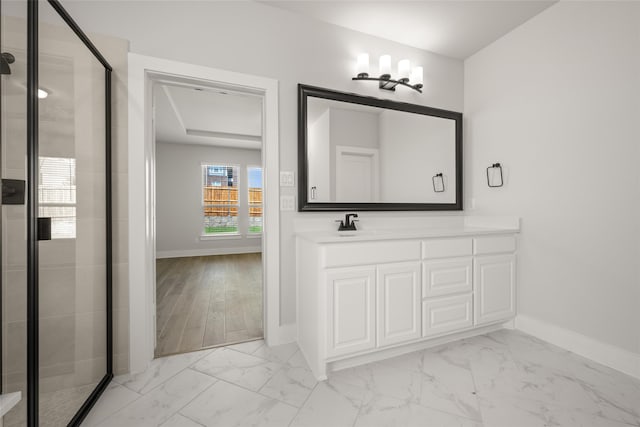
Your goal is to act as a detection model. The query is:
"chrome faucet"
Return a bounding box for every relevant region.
[336,213,358,231]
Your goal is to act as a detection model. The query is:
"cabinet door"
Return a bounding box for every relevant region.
[423,294,472,337]
[474,254,516,325]
[377,262,421,347]
[326,266,376,357]
[423,258,472,297]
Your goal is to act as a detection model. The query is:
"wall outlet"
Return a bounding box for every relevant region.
[280,171,295,187]
[280,195,295,211]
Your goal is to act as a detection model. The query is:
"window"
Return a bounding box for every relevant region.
[248,166,263,234]
[202,164,239,235]
[39,157,76,239]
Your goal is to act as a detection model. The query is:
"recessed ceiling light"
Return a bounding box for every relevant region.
[38,89,48,99]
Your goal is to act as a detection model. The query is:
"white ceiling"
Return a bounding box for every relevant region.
[261,0,556,59]
[154,83,263,150]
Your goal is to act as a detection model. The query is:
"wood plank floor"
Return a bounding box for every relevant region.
[155,253,263,358]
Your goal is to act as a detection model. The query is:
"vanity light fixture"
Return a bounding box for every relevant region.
[352,53,424,93]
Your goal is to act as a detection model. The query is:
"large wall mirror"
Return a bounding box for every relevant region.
[298,84,463,211]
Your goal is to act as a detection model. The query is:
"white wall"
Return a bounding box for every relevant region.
[307,110,330,201]
[465,2,640,354]
[379,111,456,203]
[155,142,262,257]
[63,0,464,325]
[329,108,380,150]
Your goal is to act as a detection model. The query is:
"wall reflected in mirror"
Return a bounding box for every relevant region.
[307,97,456,204]
[299,85,462,211]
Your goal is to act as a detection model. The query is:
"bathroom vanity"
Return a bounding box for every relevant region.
[296,85,517,380]
[296,224,518,380]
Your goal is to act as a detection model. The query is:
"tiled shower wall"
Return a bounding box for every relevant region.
[80,27,130,377]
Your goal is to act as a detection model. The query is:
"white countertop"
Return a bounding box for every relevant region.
[296,226,519,244]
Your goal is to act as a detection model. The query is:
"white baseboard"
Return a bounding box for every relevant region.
[267,323,297,346]
[330,322,506,374]
[515,315,640,380]
[280,323,298,344]
[156,246,261,259]
[502,318,516,330]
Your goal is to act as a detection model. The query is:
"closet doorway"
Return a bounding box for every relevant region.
[152,80,264,357]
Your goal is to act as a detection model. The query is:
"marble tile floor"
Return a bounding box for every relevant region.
[80,330,640,427]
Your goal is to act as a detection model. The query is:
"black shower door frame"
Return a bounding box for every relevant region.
[26,1,113,426]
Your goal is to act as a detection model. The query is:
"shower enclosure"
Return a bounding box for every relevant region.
[1,1,113,426]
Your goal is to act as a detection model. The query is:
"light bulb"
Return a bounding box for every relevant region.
[398,59,411,81]
[411,66,424,87]
[356,53,370,78]
[379,55,391,78]
[38,89,48,99]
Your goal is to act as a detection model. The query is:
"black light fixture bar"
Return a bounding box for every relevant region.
[352,74,423,93]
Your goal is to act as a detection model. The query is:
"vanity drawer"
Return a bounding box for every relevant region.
[422,238,472,259]
[473,236,516,255]
[323,240,421,268]
[423,258,472,297]
[422,293,473,337]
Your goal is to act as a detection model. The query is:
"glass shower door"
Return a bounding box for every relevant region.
[2,1,112,426]
[37,4,108,424]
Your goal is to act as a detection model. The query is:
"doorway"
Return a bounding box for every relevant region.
[152,80,265,357]
[127,54,282,375]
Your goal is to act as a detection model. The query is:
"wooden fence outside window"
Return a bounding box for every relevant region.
[203,186,262,217]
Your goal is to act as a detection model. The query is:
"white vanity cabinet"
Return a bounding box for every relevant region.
[473,236,517,325]
[325,266,376,357]
[296,227,518,380]
[376,262,421,347]
[325,261,421,358]
[421,238,474,337]
[322,240,422,357]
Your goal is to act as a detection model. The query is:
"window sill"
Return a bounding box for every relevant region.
[200,233,242,241]
[246,233,263,239]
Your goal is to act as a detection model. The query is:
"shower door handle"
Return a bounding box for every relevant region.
[37,217,52,241]
[1,179,26,205]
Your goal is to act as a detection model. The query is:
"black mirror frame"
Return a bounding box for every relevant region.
[298,84,463,212]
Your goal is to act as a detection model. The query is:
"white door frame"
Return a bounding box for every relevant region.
[127,53,281,374]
